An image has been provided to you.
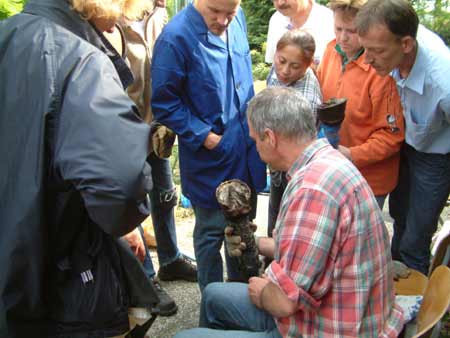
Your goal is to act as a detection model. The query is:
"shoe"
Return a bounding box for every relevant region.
[158,255,198,282]
[151,278,178,317]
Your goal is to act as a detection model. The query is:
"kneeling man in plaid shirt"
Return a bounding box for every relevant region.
[175,87,405,338]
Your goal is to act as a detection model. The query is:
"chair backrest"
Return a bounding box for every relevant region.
[411,265,450,338]
[394,268,428,296]
[429,231,450,276]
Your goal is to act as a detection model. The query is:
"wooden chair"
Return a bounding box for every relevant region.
[406,265,450,338]
[395,268,428,296]
[429,231,450,276]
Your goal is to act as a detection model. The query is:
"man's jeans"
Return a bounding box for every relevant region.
[141,153,180,278]
[174,283,282,338]
[192,207,241,291]
[390,144,450,275]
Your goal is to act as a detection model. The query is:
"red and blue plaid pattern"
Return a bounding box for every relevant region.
[266,139,404,337]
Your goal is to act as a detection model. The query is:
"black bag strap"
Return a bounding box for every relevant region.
[125,312,158,338]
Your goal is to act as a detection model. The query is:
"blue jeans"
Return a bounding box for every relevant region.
[192,207,242,291]
[174,283,282,338]
[390,144,450,274]
[141,153,181,278]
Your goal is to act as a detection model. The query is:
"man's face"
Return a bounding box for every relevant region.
[274,44,308,85]
[272,0,306,18]
[248,119,279,169]
[194,0,240,36]
[358,23,406,76]
[334,10,361,59]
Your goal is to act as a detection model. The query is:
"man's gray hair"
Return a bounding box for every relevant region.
[247,87,316,143]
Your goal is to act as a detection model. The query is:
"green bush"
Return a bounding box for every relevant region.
[0,0,25,20]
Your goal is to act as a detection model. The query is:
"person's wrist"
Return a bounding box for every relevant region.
[259,282,269,310]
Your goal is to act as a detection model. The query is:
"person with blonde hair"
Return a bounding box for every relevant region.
[0,0,159,336]
[104,0,198,318]
[316,0,405,209]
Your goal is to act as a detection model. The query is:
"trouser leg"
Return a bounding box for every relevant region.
[390,145,450,274]
[148,153,180,266]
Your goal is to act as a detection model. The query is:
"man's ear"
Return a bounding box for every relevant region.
[264,128,277,148]
[401,36,416,54]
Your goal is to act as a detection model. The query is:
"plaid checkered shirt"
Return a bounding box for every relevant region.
[266,139,404,337]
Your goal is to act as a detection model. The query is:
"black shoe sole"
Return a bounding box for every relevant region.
[157,272,198,282]
[158,304,178,317]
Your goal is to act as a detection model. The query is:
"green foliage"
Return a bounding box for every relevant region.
[250,43,271,80]
[253,61,271,80]
[242,0,274,51]
[411,0,450,45]
[242,0,273,80]
[0,0,25,20]
[167,0,189,19]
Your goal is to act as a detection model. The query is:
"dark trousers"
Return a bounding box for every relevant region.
[390,144,450,274]
[267,171,288,238]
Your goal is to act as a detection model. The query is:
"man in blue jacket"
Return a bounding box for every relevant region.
[151,0,266,291]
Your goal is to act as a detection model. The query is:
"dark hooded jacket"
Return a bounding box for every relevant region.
[0,0,157,336]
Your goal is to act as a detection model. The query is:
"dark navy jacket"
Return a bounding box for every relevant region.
[0,0,155,336]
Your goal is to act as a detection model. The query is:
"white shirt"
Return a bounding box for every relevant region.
[265,2,335,65]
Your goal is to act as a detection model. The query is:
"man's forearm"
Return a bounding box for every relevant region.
[257,236,275,259]
[260,282,297,318]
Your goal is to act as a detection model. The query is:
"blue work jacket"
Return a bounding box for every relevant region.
[152,4,266,208]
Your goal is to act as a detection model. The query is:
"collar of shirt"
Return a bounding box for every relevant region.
[391,43,426,95]
[287,138,330,180]
[335,44,364,70]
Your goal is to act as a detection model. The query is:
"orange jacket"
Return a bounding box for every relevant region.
[317,40,405,195]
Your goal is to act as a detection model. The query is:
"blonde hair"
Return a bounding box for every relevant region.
[71,0,152,21]
[276,29,316,65]
[328,0,367,17]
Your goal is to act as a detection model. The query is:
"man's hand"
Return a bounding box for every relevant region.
[248,275,270,309]
[392,260,411,280]
[338,145,352,161]
[122,227,146,262]
[203,131,222,150]
[224,226,246,257]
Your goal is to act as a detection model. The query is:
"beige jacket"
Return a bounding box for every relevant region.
[106,7,168,124]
